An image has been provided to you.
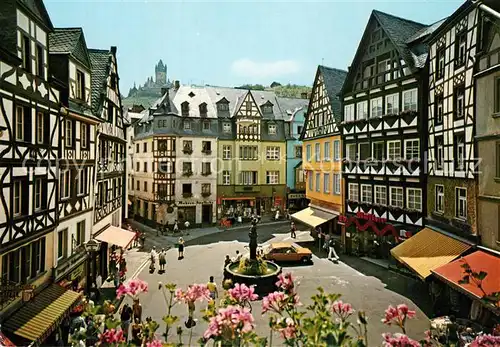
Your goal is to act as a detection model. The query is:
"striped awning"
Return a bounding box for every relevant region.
[95,225,136,249]
[3,284,82,344]
[291,207,338,228]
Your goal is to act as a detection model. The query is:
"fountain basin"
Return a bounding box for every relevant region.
[224,260,282,297]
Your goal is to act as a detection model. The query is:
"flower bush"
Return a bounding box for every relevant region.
[67,273,499,347]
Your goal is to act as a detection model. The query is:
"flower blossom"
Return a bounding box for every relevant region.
[382,304,416,326]
[276,273,296,293]
[331,300,354,320]
[175,284,210,304]
[262,291,286,314]
[470,334,500,346]
[146,339,164,347]
[116,278,148,299]
[203,305,255,340]
[382,333,420,347]
[99,328,125,344]
[277,317,297,340]
[228,283,259,303]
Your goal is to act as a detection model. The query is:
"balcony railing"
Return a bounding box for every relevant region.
[183,148,193,154]
[182,170,193,177]
[202,148,212,154]
[201,171,212,176]
[201,192,211,197]
[182,192,193,198]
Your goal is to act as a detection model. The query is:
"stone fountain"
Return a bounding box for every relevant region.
[224,218,282,297]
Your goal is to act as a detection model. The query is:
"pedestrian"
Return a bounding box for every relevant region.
[173,220,179,233]
[120,304,133,341]
[134,230,140,247]
[184,220,190,230]
[150,246,157,272]
[224,255,231,268]
[290,222,297,239]
[131,318,141,345]
[178,237,185,260]
[207,276,218,301]
[328,237,340,261]
[233,250,242,263]
[159,248,167,272]
[132,299,142,322]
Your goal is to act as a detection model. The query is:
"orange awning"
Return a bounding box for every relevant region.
[95,225,136,249]
[432,251,500,305]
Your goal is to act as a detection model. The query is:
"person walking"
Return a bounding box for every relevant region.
[233,250,242,263]
[159,248,167,272]
[120,304,133,341]
[149,247,157,272]
[184,220,190,230]
[132,299,143,322]
[173,220,179,233]
[207,276,218,301]
[290,222,297,239]
[131,318,141,345]
[328,237,340,261]
[178,237,185,260]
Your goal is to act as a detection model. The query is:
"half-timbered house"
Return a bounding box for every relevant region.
[48,28,100,287]
[339,10,443,259]
[292,66,346,239]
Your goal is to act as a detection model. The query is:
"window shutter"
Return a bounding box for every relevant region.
[44,112,50,145]
[24,106,32,142]
[40,238,46,272]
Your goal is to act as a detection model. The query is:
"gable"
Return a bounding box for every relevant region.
[19,0,54,31]
[234,92,262,118]
[73,35,92,69]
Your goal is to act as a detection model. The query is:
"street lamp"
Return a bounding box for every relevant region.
[84,239,101,253]
[84,239,101,297]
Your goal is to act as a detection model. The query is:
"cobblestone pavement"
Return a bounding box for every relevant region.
[119,223,431,345]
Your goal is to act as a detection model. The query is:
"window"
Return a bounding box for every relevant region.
[266,171,279,184]
[202,183,211,195]
[294,146,302,158]
[199,103,207,117]
[107,104,114,123]
[182,162,192,174]
[496,141,500,178]
[407,188,422,211]
[372,142,384,161]
[346,143,356,161]
[333,140,340,161]
[402,89,417,111]
[76,220,85,247]
[183,120,191,130]
[15,106,25,141]
[268,124,277,135]
[306,144,312,162]
[296,169,305,183]
[81,123,88,148]
[239,146,258,160]
[323,142,330,161]
[34,178,42,210]
[58,229,68,259]
[374,186,387,205]
[454,85,465,118]
[315,173,320,192]
[202,141,211,152]
[454,133,465,171]
[136,162,140,172]
[36,111,44,144]
[455,187,467,219]
[456,31,467,66]
[61,170,70,199]
[361,185,372,203]
[144,162,148,172]
[136,143,139,153]
[495,78,500,113]
[348,183,359,201]
[13,181,22,216]
[344,104,355,122]
[385,93,399,115]
[404,139,419,160]
[76,70,85,100]
[240,171,258,185]
[203,121,210,130]
[183,140,192,153]
[222,171,230,185]
[389,187,403,208]
[222,145,232,160]
[356,101,368,120]
[65,119,73,147]
[323,173,330,193]
[297,125,303,135]
[223,122,231,133]
[436,48,445,79]
[182,183,192,194]
[308,172,313,191]
[181,102,189,116]
[36,44,44,78]
[387,141,401,161]
[435,135,444,169]
[136,180,140,191]
[332,173,341,195]
[217,102,229,112]
[143,142,147,152]
[435,93,444,125]
[358,142,370,161]
[314,143,320,161]
[370,97,383,118]
[22,35,31,72]
[202,162,211,175]
[78,169,87,195]
[110,73,117,90]
[435,185,444,213]
[143,181,147,192]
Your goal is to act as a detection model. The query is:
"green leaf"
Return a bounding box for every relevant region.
[458,276,470,284]
[473,271,488,281]
[163,315,178,326]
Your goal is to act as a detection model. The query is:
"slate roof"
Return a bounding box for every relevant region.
[88,49,111,116]
[318,65,347,121]
[49,28,92,69]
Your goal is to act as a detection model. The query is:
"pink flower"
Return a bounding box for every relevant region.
[99,328,125,344]
[277,317,297,340]
[116,284,129,299]
[116,278,149,299]
[382,304,416,326]
[228,283,259,303]
[276,273,295,293]
[146,339,164,347]
[262,291,286,314]
[470,334,500,347]
[203,305,255,340]
[382,333,420,347]
[175,284,210,304]
[331,300,354,320]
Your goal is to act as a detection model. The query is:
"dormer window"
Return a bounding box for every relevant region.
[261,102,273,114]
[22,35,31,73]
[183,120,191,130]
[76,70,85,100]
[223,122,231,133]
[181,102,189,117]
[268,124,277,135]
[199,103,208,117]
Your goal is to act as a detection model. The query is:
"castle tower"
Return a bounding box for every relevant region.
[155,59,167,86]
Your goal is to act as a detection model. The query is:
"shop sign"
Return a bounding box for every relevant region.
[288,193,306,199]
[356,211,387,224]
[274,197,282,206]
[339,215,348,224]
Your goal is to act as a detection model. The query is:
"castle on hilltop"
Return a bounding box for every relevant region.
[127,59,172,98]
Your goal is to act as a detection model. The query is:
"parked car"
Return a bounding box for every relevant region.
[263,242,313,264]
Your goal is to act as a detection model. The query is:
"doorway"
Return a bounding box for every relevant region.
[202,204,212,224]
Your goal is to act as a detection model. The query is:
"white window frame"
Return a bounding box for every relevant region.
[13,181,22,216]
[34,178,42,210]
[348,183,359,202]
[346,143,357,161]
[81,123,87,149]
[266,171,279,184]
[183,120,191,130]
[323,173,330,193]
[306,144,311,162]
[455,187,467,220]
[266,146,280,161]
[436,136,444,169]
[372,141,385,161]
[315,173,320,192]
[436,94,444,124]
[356,101,368,120]
[16,106,24,141]
[404,139,420,160]
[389,186,403,208]
[435,185,444,213]
[314,143,320,162]
[333,173,341,195]
[61,170,70,200]
[370,97,383,118]
[374,185,387,206]
[36,111,44,144]
[358,142,370,161]
[385,93,399,115]
[456,88,465,118]
[77,169,87,196]
[402,89,418,112]
[222,145,232,160]
[361,184,372,204]
[344,104,355,122]
[324,141,330,161]
[333,140,340,161]
[268,124,277,135]
[387,140,401,161]
[456,135,465,171]
[308,171,313,191]
[223,122,231,133]
[222,170,230,185]
[65,119,72,147]
[406,188,422,211]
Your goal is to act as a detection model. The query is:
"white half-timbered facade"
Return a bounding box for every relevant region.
[426,2,480,236]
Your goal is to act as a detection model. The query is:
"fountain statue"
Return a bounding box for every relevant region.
[249,218,258,260]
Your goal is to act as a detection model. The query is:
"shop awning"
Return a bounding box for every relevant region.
[390,227,471,280]
[432,251,500,309]
[291,207,338,228]
[3,284,82,345]
[95,225,136,249]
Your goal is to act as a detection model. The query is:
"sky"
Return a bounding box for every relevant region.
[44,0,465,95]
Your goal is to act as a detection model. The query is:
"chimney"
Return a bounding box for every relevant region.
[110,46,117,54]
[301,92,308,99]
[174,80,180,90]
[161,87,168,96]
